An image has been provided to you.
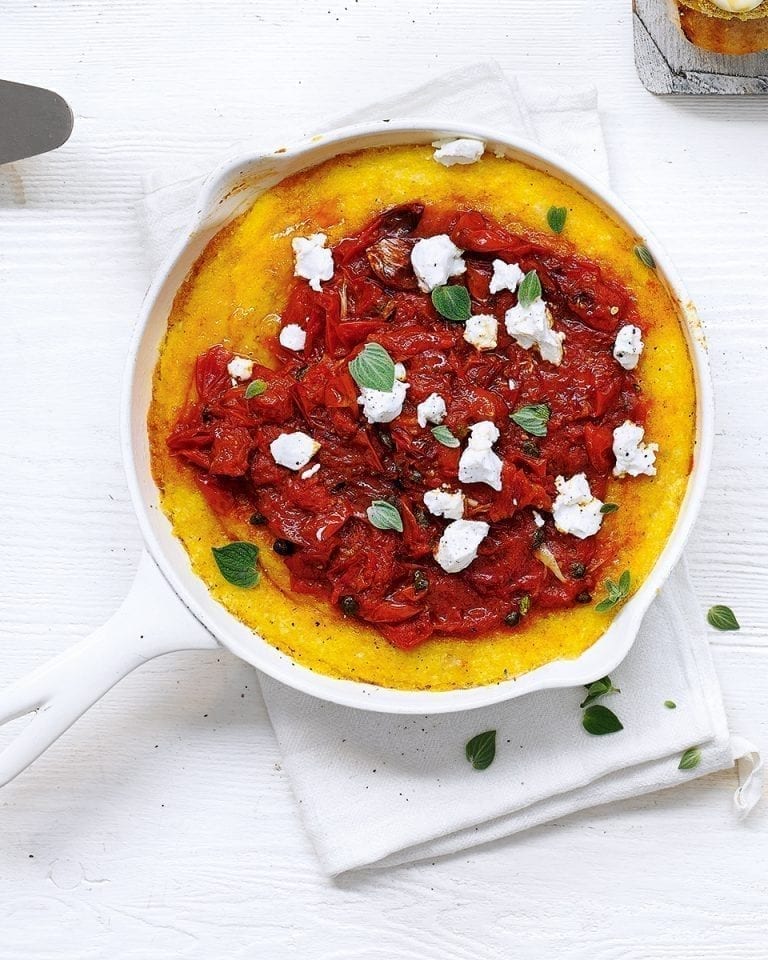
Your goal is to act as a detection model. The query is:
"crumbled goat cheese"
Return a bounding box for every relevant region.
[292,233,334,292]
[458,420,503,491]
[504,298,565,365]
[613,324,644,371]
[489,258,524,295]
[533,510,545,528]
[463,314,498,351]
[552,473,604,539]
[227,356,254,381]
[416,392,447,429]
[612,420,658,477]
[423,488,465,521]
[411,235,465,292]
[394,362,407,381]
[434,519,490,573]
[301,463,321,479]
[279,323,307,351]
[431,137,485,167]
[270,432,321,471]
[358,379,410,424]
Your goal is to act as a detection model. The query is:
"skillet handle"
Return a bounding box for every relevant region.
[0,552,218,788]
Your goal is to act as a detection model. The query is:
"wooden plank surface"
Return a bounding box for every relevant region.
[0,0,766,956]
[634,0,768,95]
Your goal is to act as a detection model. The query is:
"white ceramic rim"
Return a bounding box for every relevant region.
[122,119,713,714]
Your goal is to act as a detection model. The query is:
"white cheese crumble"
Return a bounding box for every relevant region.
[431,137,485,167]
[410,235,465,292]
[357,378,410,424]
[504,298,565,365]
[394,362,407,381]
[300,463,320,480]
[613,324,644,371]
[612,420,658,477]
[416,392,447,429]
[279,323,307,351]
[489,258,524,295]
[552,473,604,539]
[227,356,254,381]
[463,314,498,351]
[423,488,465,521]
[270,431,321,471]
[434,519,490,573]
[533,510,545,528]
[292,233,334,292]
[458,420,503,491]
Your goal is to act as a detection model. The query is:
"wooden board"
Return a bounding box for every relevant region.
[634,0,768,93]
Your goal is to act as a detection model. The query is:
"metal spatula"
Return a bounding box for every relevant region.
[0,78,73,165]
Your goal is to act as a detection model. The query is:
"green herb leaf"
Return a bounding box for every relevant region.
[465,730,496,770]
[678,747,702,771]
[244,379,268,399]
[517,269,542,309]
[580,675,620,709]
[634,244,656,269]
[519,594,531,616]
[547,206,567,234]
[431,284,471,323]
[707,604,740,631]
[664,700,677,709]
[582,704,624,736]
[510,403,550,438]
[431,425,460,448]
[367,500,403,533]
[595,570,632,612]
[349,342,396,392]
[600,502,619,514]
[211,542,260,588]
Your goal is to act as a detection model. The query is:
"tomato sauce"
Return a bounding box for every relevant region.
[166,204,645,649]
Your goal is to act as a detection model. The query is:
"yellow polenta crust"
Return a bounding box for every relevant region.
[148,144,696,691]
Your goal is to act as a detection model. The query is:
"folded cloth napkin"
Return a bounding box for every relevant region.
[138,61,762,876]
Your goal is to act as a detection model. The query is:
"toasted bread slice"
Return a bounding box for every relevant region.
[676,0,768,54]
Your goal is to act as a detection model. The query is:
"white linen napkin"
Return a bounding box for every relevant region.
[138,61,762,876]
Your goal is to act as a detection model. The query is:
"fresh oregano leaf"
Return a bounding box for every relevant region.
[634,244,656,269]
[366,499,403,533]
[211,542,260,588]
[517,269,542,309]
[465,730,496,770]
[600,502,619,514]
[582,704,624,736]
[431,284,471,323]
[664,700,677,709]
[244,379,268,399]
[580,675,620,709]
[349,342,396,392]
[707,605,740,631]
[595,570,631,612]
[547,206,567,234]
[431,425,460,448]
[510,403,550,438]
[678,747,702,771]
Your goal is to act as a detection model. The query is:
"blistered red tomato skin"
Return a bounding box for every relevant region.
[167,205,646,649]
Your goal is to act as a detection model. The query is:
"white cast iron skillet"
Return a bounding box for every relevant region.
[0,121,713,787]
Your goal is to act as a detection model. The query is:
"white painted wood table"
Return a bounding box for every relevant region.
[1,1,766,956]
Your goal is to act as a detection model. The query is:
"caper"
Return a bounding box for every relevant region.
[272,538,296,556]
[340,595,359,616]
[413,570,429,593]
[504,610,521,627]
[521,440,540,458]
[571,562,587,579]
[575,590,592,604]
[248,512,267,526]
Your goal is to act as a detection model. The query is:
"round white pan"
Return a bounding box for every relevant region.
[0,121,713,788]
